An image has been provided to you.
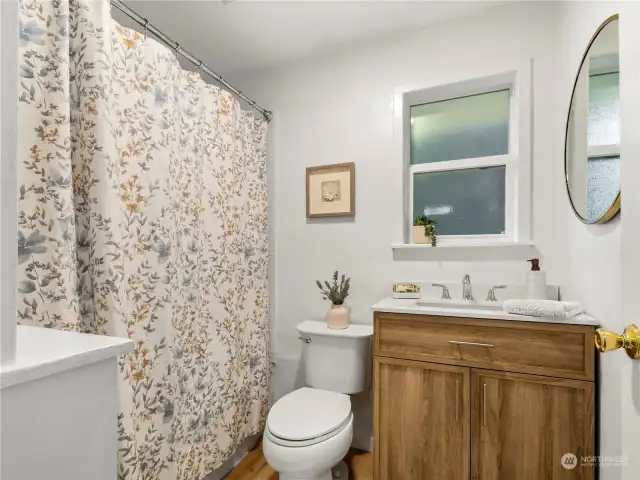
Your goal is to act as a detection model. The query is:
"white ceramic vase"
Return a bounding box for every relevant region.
[326,304,350,330]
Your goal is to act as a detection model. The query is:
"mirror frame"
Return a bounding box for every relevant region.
[564,13,621,224]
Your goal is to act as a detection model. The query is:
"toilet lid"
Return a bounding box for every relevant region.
[267,387,351,441]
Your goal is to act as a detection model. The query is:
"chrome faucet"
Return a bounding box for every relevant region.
[462,275,473,301]
[432,283,451,300]
[486,285,507,302]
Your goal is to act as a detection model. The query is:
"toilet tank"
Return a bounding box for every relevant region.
[296,320,373,394]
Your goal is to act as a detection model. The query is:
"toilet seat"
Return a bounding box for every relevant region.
[266,413,352,447]
[266,387,352,447]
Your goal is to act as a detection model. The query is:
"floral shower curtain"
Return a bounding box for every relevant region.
[17,0,270,478]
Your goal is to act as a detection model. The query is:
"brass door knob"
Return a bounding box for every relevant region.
[595,324,640,359]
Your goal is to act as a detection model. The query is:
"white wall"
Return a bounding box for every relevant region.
[557,2,640,478]
[236,1,564,449]
[617,4,640,477]
[558,4,640,477]
[555,4,624,476]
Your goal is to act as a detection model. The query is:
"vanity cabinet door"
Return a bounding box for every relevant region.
[374,357,470,480]
[471,369,595,480]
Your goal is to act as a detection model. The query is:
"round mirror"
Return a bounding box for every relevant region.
[565,15,620,224]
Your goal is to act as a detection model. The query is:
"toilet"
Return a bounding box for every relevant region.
[263,320,373,480]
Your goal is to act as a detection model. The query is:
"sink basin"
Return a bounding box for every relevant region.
[414,298,503,311]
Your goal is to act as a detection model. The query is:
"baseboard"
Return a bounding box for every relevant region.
[351,434,374,453]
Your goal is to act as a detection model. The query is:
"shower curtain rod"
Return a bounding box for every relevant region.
[110,0,273,122]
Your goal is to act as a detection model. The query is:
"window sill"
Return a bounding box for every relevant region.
[391,241,538,262]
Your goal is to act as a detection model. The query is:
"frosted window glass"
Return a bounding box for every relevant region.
[587,156,620,222]
[410,90,510,165]
[588,73,619,147]
[413,166,506,236]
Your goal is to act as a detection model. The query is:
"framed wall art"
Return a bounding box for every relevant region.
[306,162,355,218]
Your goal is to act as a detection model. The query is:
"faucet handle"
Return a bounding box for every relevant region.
[462,275,473,301]
[432,283,451,300]
[486,285,507,302]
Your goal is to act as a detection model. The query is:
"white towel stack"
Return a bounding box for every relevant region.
[502,299,583,319]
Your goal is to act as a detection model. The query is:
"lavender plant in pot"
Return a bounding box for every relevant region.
[316,271,351,330]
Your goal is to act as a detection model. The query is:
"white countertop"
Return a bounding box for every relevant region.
[371,297,601,326]
[0,326,134,389]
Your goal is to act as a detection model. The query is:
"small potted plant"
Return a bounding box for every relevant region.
[316,270,351,329]
[413,215,437,246]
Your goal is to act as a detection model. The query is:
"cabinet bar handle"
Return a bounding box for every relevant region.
[483,383,487,426]
[455,380,460,421]
[449,340,495,348]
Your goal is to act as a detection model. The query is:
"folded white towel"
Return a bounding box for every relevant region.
[502,299,583,319]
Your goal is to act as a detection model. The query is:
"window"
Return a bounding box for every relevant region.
[400,67,531,245]
[586,64,619,222]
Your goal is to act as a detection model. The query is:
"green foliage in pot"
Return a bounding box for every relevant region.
[316,270,351,306]
[414,215,438,247]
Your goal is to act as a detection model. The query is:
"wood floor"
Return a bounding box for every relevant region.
[226,444,373,480]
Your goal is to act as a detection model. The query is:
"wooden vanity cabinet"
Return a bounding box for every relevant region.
[375,357,470,479]
[373,312,596,480]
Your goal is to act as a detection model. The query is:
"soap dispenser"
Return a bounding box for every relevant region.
[526,258,546,299]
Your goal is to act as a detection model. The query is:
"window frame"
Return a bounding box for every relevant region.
[587,68,620,159]
[393,62,532,246]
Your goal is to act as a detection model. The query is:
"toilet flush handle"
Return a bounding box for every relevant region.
[298,336,311,344]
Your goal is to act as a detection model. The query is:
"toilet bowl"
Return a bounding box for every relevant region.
[263,387,354,480]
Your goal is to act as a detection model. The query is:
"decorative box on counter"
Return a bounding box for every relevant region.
[392,283,421,299]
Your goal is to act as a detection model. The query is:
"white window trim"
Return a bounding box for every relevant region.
[391,60,533,248]
[588,144,620,158]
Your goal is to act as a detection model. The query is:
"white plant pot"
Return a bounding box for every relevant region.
[412,226,428,244]
[326,304,350,330]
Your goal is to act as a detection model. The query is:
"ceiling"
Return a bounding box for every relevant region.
[114,1,502,79]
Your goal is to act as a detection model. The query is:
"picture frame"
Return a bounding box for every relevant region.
[306,162,356,218]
